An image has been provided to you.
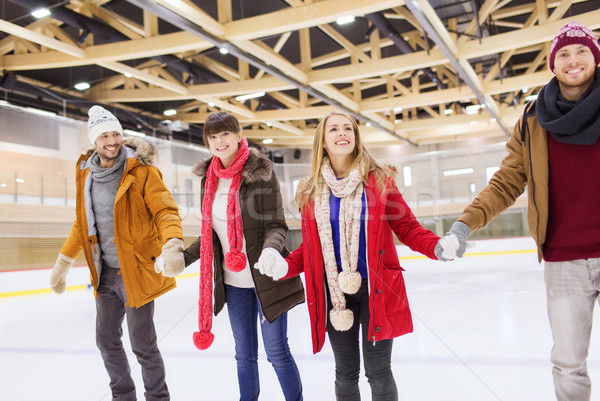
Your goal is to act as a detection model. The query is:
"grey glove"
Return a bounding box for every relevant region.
[446,221,470,258]
[50,253,76,294]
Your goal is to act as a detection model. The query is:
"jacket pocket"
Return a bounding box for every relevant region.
[380,266,409,316]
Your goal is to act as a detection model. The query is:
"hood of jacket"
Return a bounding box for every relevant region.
[84,137,156,166]
[191,148,273,183]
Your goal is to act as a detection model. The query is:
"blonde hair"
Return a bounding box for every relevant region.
[295,111,395,210]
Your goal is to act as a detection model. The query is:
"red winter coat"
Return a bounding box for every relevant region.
[285,173,440,354]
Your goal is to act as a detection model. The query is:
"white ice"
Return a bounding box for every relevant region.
[2,237,600,401]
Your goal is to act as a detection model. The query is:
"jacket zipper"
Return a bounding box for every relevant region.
[304,215,323,348]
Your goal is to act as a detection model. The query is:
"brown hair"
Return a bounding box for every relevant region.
[295,111,395,210]
[202,112,242,144]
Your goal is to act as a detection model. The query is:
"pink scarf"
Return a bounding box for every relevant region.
[193,137,250,350]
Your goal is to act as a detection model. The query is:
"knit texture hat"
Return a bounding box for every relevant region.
[88,105,123,145]
[549,22,600,72]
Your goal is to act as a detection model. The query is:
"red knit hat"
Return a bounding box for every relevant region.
[549,22,600,72]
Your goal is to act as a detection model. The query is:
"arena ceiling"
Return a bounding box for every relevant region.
[0,0,598,149]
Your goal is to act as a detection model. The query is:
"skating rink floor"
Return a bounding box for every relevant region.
[2,237,600,400]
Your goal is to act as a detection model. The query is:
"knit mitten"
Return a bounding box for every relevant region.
[155,238,185,277]
[435,235,458,261]
[254,247,288,281]
[448,221,470,258]
[50,253,76,294]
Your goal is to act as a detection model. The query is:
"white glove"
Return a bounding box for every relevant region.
[434,234,459,261]
[50,253,76,294]
[155,238,185,277]
[254,247,288,281]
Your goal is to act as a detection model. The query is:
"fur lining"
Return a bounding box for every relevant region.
[191,148,273,183]
[84,137,156,166]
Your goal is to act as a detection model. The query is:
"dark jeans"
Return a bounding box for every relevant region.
[327,279,398,401]
[225,285,303,401]
[95,268,169,401]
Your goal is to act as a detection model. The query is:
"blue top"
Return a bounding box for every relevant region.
[329,190,368,278]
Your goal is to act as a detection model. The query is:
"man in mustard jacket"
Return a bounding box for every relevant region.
[441,22,600,401]
[49,105,185,401]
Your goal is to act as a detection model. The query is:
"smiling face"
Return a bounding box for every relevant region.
[554,44,597,101]
[207,130,241,168]
[94,131,122,168]
[323,114,356,163]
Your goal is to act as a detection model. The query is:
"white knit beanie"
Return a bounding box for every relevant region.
[87,105,123,145]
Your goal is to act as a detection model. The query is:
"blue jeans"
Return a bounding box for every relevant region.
[225,285,303,401]
[327,279,398,401]
[545,258,600,401]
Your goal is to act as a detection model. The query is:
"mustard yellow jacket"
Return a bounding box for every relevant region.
[460,102,549,262]
[60,138,183,307]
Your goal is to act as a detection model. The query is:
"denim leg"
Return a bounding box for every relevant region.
[226,285,260,401]
[95,268,136,401]
[259,310,303,401]
[327,281,364,401]
[125,301,170,401]
[545,259,600,401]
[361,335,397,401]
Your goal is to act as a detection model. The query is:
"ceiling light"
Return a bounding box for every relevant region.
[263,138,274,144]
[266,122,272,127]
[124,72,133,78]
[15,178,25,183]
[365,122,371,127]
[0,183,6,188]
[219,47,229,55]
[235,92,265,102]
[521,87,528,93]
[31,8,51,19]
[124,129,145,137]
[465,104,484,114]
[443,168,474,177]
[163,109,177,116]
[525,94,538,102]
[443,109,453,115]
[208,102,215,107]
[336,15,355,25]
[74,82,90,91]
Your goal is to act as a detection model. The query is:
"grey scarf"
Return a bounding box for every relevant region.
[89,147,128,182]
[536,67,600,145]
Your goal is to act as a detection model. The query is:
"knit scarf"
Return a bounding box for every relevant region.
[536,67,600,145]
[314,158,364,331]
[88,146,127,183]
[193,137,250,350]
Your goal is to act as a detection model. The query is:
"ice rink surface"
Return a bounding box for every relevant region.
[2,237,600,400]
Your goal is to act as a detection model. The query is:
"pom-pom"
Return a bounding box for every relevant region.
[193,330,215,350]
[329,308,354,331]
[338,271,362,294]
[225,251,247,272]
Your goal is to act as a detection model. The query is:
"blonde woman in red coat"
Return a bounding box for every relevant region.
[257,111,457,400]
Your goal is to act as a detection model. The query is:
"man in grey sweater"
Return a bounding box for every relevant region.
[50,105,185,401]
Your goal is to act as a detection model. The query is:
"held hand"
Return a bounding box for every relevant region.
[156,238,185,277]
[447,221,470,258]
[49,253,76,294]
[435,234,459,261]
[254,247,288,281]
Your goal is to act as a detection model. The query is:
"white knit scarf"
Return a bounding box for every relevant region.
[314,158,364,331]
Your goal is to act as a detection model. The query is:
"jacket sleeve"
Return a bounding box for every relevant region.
[459,118,528,232]
[60,219,84,259]
[183,236,201,267]
[284,241,305,278]
[143,166,184,242]
[259,170,288,252]
[385,180,439,259]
